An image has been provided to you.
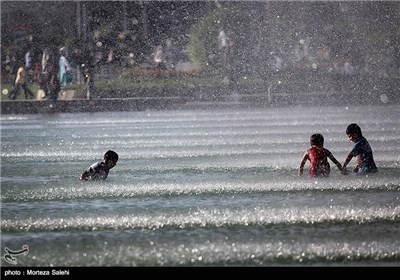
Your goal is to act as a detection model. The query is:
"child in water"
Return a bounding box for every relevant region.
[80,150,119,180]
[298,133,343,177]
[341,123,377,175]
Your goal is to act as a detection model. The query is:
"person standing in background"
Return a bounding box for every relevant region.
[59,47,72,87]
[218,28,233,83]
[9,65,35,99]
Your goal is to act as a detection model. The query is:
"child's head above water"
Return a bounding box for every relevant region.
[346,123,362,136]
[310,133,324,147]
[104,150,119,168]
[346,123,363,142]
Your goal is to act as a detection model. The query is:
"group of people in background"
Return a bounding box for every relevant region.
[9,47,78,100]
[3,43,94,100]
[3,36,183,101]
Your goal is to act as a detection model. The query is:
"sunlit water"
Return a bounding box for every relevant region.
[1,105,399,266]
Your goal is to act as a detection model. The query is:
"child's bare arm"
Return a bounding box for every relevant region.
[80,170,90,180]
[328,153,343,171]
[341,151,354,174]
[342,151,353,169]
[298,151,308,176]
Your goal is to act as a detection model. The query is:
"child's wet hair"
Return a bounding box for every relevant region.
[310,133,324,147]
[104,150,119,162]
[346,123,362,136]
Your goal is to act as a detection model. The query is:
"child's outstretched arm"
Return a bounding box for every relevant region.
[80,170,90,180]
[341,151,354,174]
[298,151,308,176]
[328,153,343,173]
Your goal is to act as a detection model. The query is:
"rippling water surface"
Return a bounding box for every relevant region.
[1,105,399,266]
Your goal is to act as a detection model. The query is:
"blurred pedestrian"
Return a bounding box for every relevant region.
[164,38,177,71]
[24,46,33,82]
[153,45,166,70]
[79,44,96,100]
[38,48,54,99]
[84,66,94,100]
[218,28,232,83]
[48,59,61,101]
[59,47,72,87]
[9,65,35,99]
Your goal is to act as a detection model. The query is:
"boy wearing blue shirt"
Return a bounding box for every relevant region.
[342,124,377,175]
